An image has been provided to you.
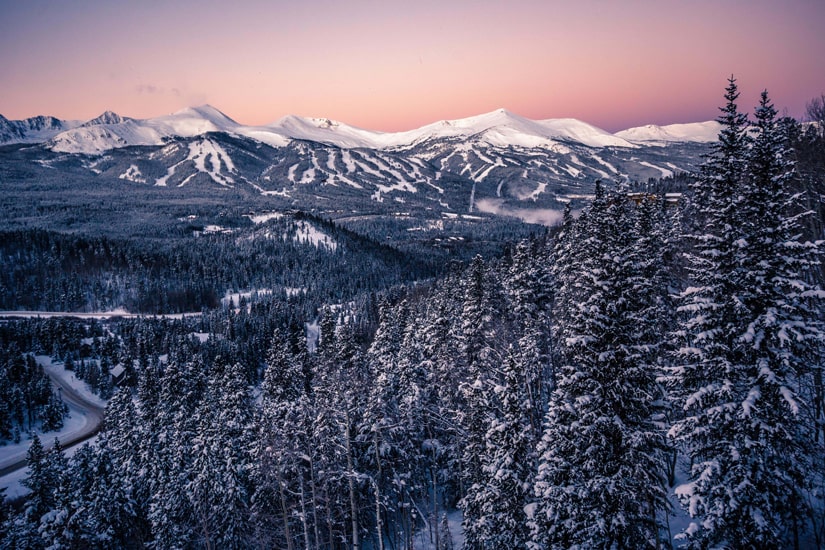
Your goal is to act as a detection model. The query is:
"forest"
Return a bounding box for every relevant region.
[1,81,825,549]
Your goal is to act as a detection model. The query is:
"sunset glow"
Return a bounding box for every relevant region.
[1,0,823,132]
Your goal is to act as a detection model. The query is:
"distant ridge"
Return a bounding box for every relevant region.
[615,121,722,144]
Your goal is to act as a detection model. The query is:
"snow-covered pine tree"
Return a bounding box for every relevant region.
[5,435,60,549]
[189,361,254,550]
[476,351,534,548]
[81,438,135,547]
[506,237,553,428]
[736,91,824,544]
[253,333,309,548]
[409,282,467,535]
[312,320,371,548]
[668,83,823,547]
[24,435,60,526]
[457,257,514,549]
[147,354,203,548]
[360,299,428,549]
[667,77,753,547]
[457,371,494,550]
[103,387,150,542]
[39,442,97,548]
[531,184,670,548]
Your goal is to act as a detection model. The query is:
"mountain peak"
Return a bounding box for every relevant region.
[82,111,129,127]
[442,108,525,127]
[172,105,238,126]
[272,114,349,129]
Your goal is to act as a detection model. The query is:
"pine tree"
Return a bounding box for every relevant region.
[5,435,60,549]
[457,372,494,549]
[104,388,150,543]
[360,300,418,548]
[40,442,98,549]
[147,355,201,548]
[190,361,254,549]
[476,352,534,548]
[506,237,553,426]
[531,186,670,548]
[254,334,308,549]
[40,388,66,432]
[22,434,57,524]
[668,83,823,547]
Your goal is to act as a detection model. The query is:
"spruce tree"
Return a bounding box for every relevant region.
[531,185,670,548]
[668,83,823,547]
[477,352,534,548]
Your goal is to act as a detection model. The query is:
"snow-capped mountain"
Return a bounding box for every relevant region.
[0,105,718,154]
[0,114,82,144]
[615,121,722,145]
[47,106,257,155]
[0,105,716,222]
[81,111,132,127]
[266,109,637,150]
[402,109,636,149]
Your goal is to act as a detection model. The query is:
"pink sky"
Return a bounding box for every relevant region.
[1,0,823,132]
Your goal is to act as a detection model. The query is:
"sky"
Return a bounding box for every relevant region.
[1,0,823,133]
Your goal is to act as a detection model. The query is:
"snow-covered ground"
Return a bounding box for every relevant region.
[666,454,700,546]
[245,211,283,224]
[292,220,337,251]
[221,288,274,307]
[413,509,464,550]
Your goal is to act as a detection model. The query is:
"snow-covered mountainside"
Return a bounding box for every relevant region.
[615,121,723,145]
[81,111,132,127]
[268,109,637,150]
[0,128,707,222]
[0,105,717,154]
[47,106,257,155]
[0,114,82,144]
[0,106,714,223]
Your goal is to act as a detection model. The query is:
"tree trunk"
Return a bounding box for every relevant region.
[300,478,311,550]
[374,430,384,550]
[345,410,359,550]
[276,465,295,550]
[309,456,321,548]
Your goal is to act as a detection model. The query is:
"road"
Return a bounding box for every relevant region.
[0,310,200,320]
[0,363,106,478]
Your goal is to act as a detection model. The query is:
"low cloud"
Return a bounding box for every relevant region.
[475,198,566,226]
[136,84,160,94]
[135,84,182,97]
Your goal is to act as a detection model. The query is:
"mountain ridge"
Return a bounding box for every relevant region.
[0,105,720,153]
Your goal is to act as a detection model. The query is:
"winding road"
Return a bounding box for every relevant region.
[0,362,105,478]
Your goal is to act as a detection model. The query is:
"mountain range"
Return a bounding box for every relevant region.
[0,105,720,153]
[0,106,717,235]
